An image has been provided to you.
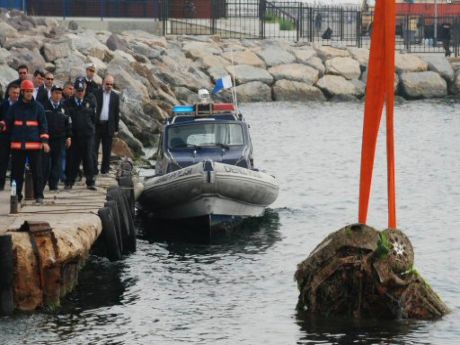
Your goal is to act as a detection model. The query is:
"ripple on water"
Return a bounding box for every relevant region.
[1,101,459,345]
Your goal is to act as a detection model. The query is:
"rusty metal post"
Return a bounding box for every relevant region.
[19,221,61,309]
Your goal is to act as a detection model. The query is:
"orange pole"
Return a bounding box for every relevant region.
[358,0,386,224]
[385,0,397,229]
[358,0,397,229]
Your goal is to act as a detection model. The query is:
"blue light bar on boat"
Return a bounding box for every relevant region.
[173,105,194,113]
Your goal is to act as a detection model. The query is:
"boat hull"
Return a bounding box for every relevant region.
[139,161,279,220]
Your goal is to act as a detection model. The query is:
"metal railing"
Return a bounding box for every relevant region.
[2,0,458,55]
[25,0,160,18]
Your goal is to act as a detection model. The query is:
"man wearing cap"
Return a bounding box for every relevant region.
[0,80,49,203]
[64,78,97,190]
[94,75,119,175]
[0,84,20,190]
[42,84,72,191]
[84,63,101,97]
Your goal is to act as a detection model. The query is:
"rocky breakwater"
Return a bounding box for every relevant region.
[1,10,460,156]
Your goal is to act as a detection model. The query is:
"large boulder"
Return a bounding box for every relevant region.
[43,41,71,62]
[129,41,165,61]
[120,30,167,48]
[255,46,296,67]
[395,53,428,73]
[235,81,272,102]
[0,64,18,100]
[273,80,326,102]
[182,41,222,60]
[207,66,229,82]
[347,47,369,68]
[0,21,18,45]
[400,71,447,99]
[305,56,326,76]
[151,55,212,91]
[53,54,86,81]
[226,64,274,85]
[66,32,112,61]
[268,63,319,85]
[111,137,134,159]
[106,33,129,52]
[314,45,350,61]
[325,57,361,80]
[316,75,361,99]
[197,54,230,69]
[6,47,46,72]
[3,36,43,51]
[117,120,144,156]
[290,47,317,63]
[222,50,265,68]
[419,55,455,83]
[0,48,11,64]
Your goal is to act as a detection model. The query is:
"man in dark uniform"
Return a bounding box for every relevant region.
[84,63,101,97]
[6,64,29,97]
[0,80,49,203]
[64,78,97,190]
[94,75,119,175]
[63,81,75,100]
[0,84,20,190]
[440,22,452,57]
[42,84,72,191]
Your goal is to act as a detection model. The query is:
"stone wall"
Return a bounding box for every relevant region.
[1,9,460,155]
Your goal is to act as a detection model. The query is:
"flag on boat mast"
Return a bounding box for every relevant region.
[212,75,233,94]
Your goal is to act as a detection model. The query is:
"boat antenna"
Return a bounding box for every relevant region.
[229,47,239,115]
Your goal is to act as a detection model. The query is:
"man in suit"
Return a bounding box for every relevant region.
[37,72,55,104]
[94,75,119,175]
[32,69,47,104]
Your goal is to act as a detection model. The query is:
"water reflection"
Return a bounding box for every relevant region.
[296,310,431,345]
[60,256,131,312]
[138,208,281,256]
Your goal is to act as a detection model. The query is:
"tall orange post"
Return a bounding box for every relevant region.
[358,0,397,229]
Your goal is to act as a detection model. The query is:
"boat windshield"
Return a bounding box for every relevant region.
[167,123,244,149]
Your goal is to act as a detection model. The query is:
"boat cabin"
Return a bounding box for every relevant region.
[155,103,254,175]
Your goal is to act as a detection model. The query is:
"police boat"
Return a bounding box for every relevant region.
[138,94,279,231]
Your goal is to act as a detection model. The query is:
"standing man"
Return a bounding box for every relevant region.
[6,64,29,96]
[64,78,97,190]
[42,84,72,191]
[0,80,49,203]
[84,63,101,97]
[33,69,47,102]
[63,81,75,100]
[0,84,20,190]
[38,72,55,104]
[94,75,119,175]
[440,22,452,57]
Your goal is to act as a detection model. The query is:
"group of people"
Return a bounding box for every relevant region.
[0,63,120,203]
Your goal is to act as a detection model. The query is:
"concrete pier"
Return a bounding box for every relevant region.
[0,175,118,312]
